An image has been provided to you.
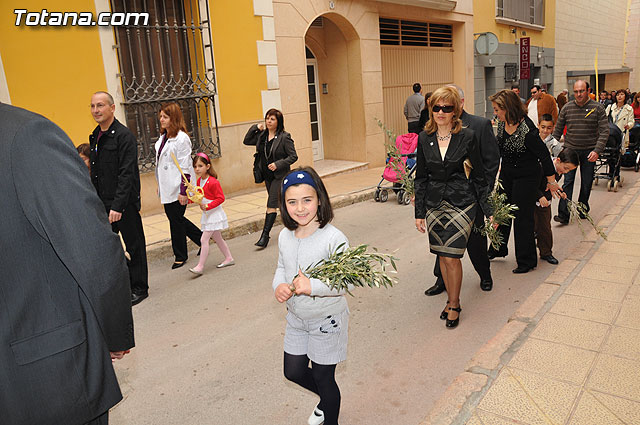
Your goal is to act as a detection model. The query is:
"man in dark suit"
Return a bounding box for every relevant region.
[0,103,135,424]
[425,85,500,295]
[89,91,149,305]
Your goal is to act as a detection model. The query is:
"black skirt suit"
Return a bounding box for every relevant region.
[243,124,298,208]
[414,128,493,258]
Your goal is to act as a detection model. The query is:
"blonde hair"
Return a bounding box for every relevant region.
[424,86,463,134]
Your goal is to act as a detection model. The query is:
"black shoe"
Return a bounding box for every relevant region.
[553,215,569,225]
[256,212,277,248]
[541,255,559,265]
[487,251,506,260]
[512,265,535,274]
[440,301,449,320]
[480,277,493,291]
[171,261,186,269]
[425,279,446,296]
[255,232,270,248]
[131,292,148,306]
[197,248,201,256]
[446,306,461,329]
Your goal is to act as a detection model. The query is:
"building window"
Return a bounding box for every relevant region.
[504,63,518,82]
[111,0,221,172]
[379,18,453,47]
[496,0,544,27]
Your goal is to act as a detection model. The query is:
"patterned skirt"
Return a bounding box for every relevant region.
[426,201,477,259]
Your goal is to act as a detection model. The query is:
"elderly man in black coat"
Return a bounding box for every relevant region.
[425,85,500,295]
[0,103,134,425]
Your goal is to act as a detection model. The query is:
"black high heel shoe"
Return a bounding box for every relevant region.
[446,306,462,329]
[440,301,450,320]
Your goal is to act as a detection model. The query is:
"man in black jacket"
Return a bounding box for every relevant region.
[425,86,500,295]
[90,91,149,305]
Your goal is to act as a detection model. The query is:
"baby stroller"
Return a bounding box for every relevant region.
[621,125,640,172]
[374,132,418,205]
[593,121,623,192]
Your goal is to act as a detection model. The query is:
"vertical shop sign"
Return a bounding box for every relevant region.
[520,37,530,80]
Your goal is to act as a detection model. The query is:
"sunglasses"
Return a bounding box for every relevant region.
[432,105,454,113]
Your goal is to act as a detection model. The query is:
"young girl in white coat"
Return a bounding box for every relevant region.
[188,153,234,275]
[273,166,351,425]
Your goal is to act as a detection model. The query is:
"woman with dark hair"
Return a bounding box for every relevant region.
[414,86,493,329]
[488,90,560,273]
[632,92,640,127]
[155,102,202,269]
[244,108,298,248]
[418,91,432,130]
[606,89,635,148]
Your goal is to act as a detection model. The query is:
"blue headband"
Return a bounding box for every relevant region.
[282,171,317,195]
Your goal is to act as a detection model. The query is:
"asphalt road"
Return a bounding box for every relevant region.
[110,167,639,425]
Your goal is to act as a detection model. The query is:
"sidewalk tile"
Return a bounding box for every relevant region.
[568,391,625,425]
[477,367,579,424]
[224,203,264,213]
[611,223,640,234]
[615,293,640,330]
[566,241,595,260]
[550,294,620,324]
[585,390,640,424]
[598,241,640,257]
[530,313,609,351]
[587,354,640,401]
[607,231,640,244]
[147,222,171,233]
[475,409,535,425]
[508,339,596,384]
[601,326,640,361]
[142,214,168,225]
[588,252,640,270]
[564,277,630,303]
[146,233,168,245]
[618,214,639,225]
[577,263,634,285]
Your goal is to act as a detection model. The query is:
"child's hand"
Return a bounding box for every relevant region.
[199,203,207,211]
[539,197,550,207]
[275,283,294,303]
[292,269,312,296]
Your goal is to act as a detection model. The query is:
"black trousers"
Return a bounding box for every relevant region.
[110,205,149,294]
[433,211,491,281]
[408,121,422,134]
[490,167,538,269]
[163,200,202,262]
[557,148,596,220]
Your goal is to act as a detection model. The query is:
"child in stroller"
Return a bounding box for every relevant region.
[375,132,418,204]
[621,125,640,172]
[593,121,623,191]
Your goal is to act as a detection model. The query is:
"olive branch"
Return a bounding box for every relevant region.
[566,199,607,240]
[477,180,519,250]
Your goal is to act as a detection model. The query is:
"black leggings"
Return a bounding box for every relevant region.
[283,353,340,425]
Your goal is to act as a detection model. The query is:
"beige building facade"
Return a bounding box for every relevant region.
[554,0,638,94]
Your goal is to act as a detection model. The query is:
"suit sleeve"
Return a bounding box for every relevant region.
[13,118,134,352]
[243,124,261,146]
[111,129,138,213]
[204,178,225,210]
[414,134,429,219]
[479,118,500,190]
[524,127,555,177]
[468,132,493,217]
[274,133,298,170]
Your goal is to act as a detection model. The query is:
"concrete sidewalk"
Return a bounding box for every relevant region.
[141,166,386,261]
[423,180,640,424]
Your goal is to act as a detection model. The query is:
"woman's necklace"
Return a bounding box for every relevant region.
[437,131,451,142]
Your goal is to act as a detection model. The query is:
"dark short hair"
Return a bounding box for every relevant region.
[76,143,90,157]
[615,89,629,103]
[557,148,579,166]
[413,83,422,93]
[264,108,284,134]
[531,85,542,91]
[540,113,554,123]
[280,166,333,230]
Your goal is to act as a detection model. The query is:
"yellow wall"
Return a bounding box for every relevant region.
[0,0,108,144]
[210,0,267,124]
[473,0,555,48]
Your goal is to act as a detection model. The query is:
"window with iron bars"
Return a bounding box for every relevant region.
[496,0,544,26]
[111,0,221,172]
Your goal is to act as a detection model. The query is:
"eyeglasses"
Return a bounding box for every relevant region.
[573,89,587,94]
[432,105,454,113]
[531,91,538,95]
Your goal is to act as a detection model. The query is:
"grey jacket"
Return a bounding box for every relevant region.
[273,224,350,320]
[404,93,425,122]
[0,104,134,424]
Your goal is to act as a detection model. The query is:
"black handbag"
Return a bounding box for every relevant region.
[253,152,264,183]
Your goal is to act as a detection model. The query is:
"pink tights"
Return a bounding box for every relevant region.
[192,230,233,272]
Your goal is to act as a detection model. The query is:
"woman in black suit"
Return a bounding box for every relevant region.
[488,90,559,273]
[414,86,493,329]
[243,108,298,248]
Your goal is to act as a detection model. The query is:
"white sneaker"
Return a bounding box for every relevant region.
[307,404,324,425]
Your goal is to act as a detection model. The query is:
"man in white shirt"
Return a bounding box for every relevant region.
[528,85,543,126]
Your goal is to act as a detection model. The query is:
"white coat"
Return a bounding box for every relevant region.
[606,103,635,146]
[154,130,194,204]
